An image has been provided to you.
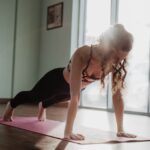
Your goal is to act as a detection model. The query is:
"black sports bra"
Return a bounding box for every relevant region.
[67,45,100,83]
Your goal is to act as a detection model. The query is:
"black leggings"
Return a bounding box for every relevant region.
[10,68,70,108]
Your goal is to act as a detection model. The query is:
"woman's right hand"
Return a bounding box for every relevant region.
[64,133,85,141]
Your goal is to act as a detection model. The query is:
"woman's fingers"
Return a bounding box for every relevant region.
[76,134,85,140]
[64,133,85,141]
[70,133,85,140]
[125,133,137,138]
[70,134,85,140]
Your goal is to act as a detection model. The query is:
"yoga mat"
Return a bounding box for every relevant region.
[0,117,150,144]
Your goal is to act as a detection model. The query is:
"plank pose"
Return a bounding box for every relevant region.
[3,24,136,140]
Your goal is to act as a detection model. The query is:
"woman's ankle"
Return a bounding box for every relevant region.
[38,102,46,121]
[2,102,14,121]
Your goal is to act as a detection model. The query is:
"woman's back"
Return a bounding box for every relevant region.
[63,45,114,88]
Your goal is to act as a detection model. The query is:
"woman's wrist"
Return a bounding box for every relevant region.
[64,132,72,139]
[64,129,72,137]
[117,123,124,132]
[117,128,125,135]
[117,128,124,132]
[117,130,124,133]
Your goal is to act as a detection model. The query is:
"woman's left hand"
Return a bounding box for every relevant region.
[117,131,137,138]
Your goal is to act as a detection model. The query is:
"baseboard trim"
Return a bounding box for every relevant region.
[0,98,10,104]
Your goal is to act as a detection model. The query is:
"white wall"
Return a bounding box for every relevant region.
[0,0,79,98]
[0,0,42,98]
[39,0,76,77]
[0,0,16,98]
[13,0,41,96]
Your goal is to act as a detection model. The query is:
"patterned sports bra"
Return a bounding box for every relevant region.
[67,45,100,83]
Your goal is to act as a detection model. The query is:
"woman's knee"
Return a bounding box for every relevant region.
[10,90,35,108]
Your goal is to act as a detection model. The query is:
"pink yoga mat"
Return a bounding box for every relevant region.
[0,117,150,144]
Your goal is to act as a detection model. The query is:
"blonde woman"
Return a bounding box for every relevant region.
[3,24,136,141]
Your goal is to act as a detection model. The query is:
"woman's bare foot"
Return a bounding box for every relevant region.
[38,102,46,121]
[2,102,14,121]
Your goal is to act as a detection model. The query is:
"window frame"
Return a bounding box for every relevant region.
[78,0,150,116]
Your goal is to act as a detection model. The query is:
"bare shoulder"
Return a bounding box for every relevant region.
[73,45,91,63]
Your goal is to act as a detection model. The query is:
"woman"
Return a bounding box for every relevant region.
[2,24,136,140]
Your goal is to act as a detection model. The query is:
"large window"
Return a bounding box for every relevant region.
[118,0,150,113]
[80,0,111,109]
[80,0,150,114]
[84,0,111,45]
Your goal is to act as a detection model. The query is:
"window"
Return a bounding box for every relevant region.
[80,0,150,114]
[80,0,111,109]
[84,0,111,45]
[118,0,150,113]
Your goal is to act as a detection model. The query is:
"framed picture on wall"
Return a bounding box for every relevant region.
[47,2,63,30]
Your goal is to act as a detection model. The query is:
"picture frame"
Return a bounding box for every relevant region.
[47,2,63,30]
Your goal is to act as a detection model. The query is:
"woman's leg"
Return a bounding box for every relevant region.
[10,90,37,108]
[3,90,37,121]
[3,68,69,121]
[36,68,70,121]
[37,94,70,121]
[38,101,46,121]
[2,68,64,121]
[9,68,66,109]
[2,101,14,121]
[42,94,70,108]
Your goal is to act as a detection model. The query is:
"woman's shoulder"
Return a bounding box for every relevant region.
[74,45,91,62]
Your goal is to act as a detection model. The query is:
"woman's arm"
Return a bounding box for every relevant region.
[113,89,136,138]
[64,47,87,140]
[112,89,124,133]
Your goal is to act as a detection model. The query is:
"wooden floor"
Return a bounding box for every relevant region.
[0,103,150,150]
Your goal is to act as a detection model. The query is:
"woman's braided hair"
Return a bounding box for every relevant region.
[98,24,133,93]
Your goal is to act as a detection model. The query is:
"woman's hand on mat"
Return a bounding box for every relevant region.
[64,133,85,140]
[117,131,137,138]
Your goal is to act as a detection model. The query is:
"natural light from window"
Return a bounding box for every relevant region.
[81,0,150,114]
[85,0,111,44]
[118,0,150,112]
[81,0,111,109]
